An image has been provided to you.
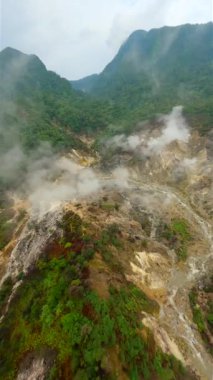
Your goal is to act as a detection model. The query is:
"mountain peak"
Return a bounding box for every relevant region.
[0,46,46,72]
[72,22,213,86]
[1,46,23,56]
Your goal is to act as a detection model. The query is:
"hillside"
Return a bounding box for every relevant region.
[72,23,213,134]
[0,106,212,379]
[0,28,212,380]
[0,47,112,154]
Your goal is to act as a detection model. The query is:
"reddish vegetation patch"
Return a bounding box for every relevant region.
[58,358,73,380]
[45,241,67,258]
[70,238,84,254]
[44,238,85,259]
[82,302,97,321]
[81,266,90,280]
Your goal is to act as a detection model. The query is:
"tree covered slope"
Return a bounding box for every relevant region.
[0,47,112,153]
[72,23,213,134]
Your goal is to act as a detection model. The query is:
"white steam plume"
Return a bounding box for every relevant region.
[108,134,141,151]
[105,106,190,157]
[26,155,102,214]
[146,106,190,154]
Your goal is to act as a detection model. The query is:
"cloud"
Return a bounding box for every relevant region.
[1,0,212,79]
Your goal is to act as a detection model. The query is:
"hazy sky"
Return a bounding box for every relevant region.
[1,0,212,79]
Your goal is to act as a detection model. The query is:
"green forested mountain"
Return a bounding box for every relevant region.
[1,22,212,157]
[72,22,213,134]
[0,47,112,153]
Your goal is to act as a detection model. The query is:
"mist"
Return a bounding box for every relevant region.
[107,134,141,152]
[146,106,190,154]
[105,106,190,157]
[0,132,131,215]
[0,105,195,215]
[0,141,101,213]
[27,157,101,214]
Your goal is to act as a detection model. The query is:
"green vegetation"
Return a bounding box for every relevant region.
[0,202,27,250]
[171,219,191,260]
[100,202,119,212]
[207,303,213,330]
[176,246,188,261]
[73,23,213,137]
[157,219,191,261]
[0,47,114,162]
[189,290,205,333]
[95,223,123,270]
[0,209,16,250]
[1,23,213,175]
[189,282,213,355]
[0,212,190,380]
[0,276,13,313]
[171,220,190,241]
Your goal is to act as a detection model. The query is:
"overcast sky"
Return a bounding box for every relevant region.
[1,0,212,79]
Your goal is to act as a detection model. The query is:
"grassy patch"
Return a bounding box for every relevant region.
[95,223,123,271]
[0,206,27,250]
[0,209,16,250]
[0,276,13,314]
[171,220,190,241]
[189,286,213,355]
[189,290,206,334]
[157,219,191,261]
[100,202,119,212]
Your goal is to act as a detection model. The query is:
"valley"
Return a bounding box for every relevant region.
[0,107,212,379]
[0,21,212,380]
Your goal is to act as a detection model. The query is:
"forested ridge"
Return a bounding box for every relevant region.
[72,22,213,135]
